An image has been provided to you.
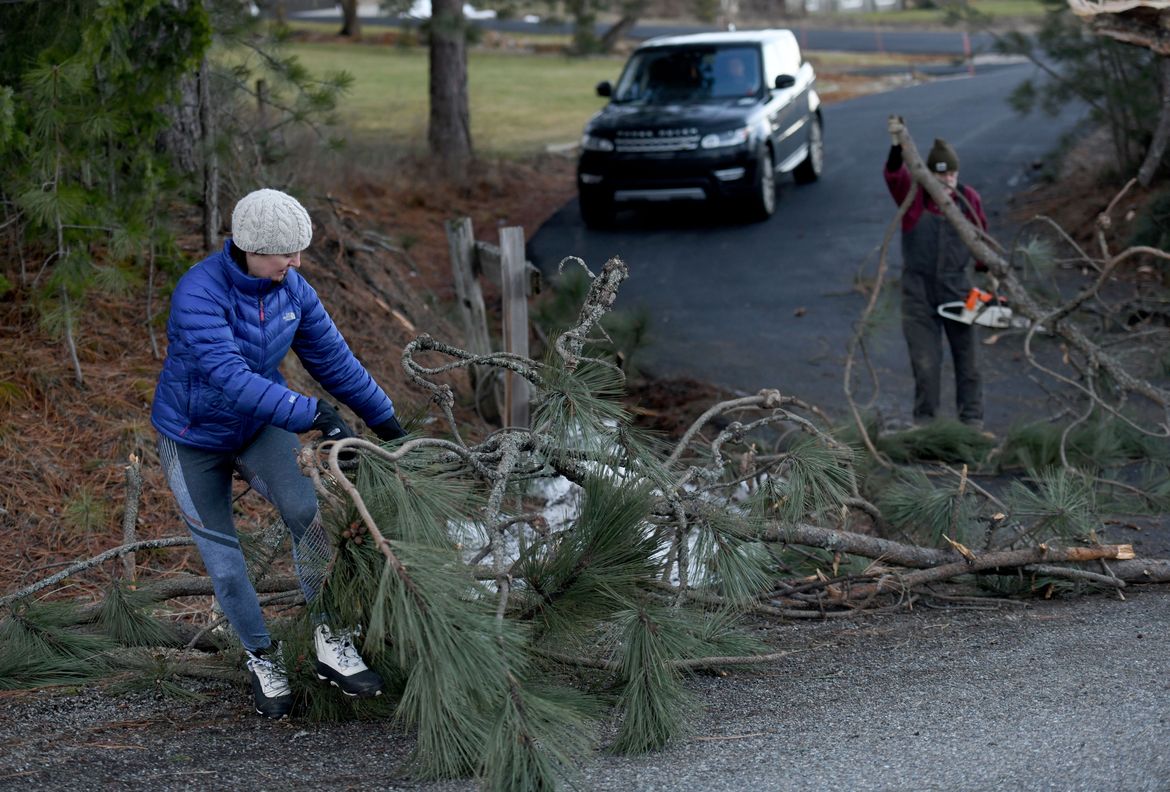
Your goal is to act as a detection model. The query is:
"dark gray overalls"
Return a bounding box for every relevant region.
[900,196,983,425]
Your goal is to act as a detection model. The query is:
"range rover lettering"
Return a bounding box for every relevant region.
[577,29,823,228]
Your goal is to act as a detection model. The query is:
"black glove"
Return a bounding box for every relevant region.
[370,415,407,442]
[886,144,903,173]
[311,402,354,442]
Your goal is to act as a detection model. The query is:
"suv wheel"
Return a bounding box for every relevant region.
[793,115,823,185]
[746,147,776,221]
[579,190,614,229]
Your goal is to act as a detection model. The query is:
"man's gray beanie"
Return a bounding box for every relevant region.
[230,188,313,254]
[927,138,960,174]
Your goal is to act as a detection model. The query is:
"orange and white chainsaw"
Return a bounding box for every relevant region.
[937,286,1023,329]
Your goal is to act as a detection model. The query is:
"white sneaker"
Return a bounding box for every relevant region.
[314,624,383,698]
[245,644,293,719]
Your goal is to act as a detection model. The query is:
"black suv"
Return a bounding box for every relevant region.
[576,29,823,227]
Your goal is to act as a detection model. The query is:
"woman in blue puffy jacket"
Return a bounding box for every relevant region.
[152,188,405,719]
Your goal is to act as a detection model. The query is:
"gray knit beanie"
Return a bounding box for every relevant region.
[927,138,959,174]
[230,188,313,254]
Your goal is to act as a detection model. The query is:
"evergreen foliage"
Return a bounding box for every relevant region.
[999,416,1170,471]
[693,508,774,606]
[531,362,635,458]
[1006,467,1100,542]
[993,0,1160,174]
[1124,463,1170,513]
[479,678,599,792]
[208,1,354,188]
[0,0,351,383]
[0,601,114,688]
[1129,186,1170,252]
[104,649,210,702]
[95,582,182,648]
[1,0,209,382]
[873,420,997,465]
[518,475,660,638]
[289,327,799,787]
[767,437,857,524]
[609,605,697,753]
[878,468,980,546]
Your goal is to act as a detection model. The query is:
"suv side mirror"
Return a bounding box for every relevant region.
[596,81,613,98]
[774,74,796,90]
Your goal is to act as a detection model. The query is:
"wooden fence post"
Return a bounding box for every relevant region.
[446,217,492,389]
[499,226,530,429]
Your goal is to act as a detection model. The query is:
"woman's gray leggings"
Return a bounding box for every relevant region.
[158,426,331,652]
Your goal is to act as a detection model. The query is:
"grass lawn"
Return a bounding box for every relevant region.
[832,0,1047,25]
[278,0,1043,158]
[284,42,623,156]
[281,40,957,157]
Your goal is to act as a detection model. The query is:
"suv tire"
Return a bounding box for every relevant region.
[745,147,777,221]
[793,115,823,185]
[579,190,614,229]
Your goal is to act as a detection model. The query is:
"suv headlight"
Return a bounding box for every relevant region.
[700,127,750,149]
[581,133,615,152]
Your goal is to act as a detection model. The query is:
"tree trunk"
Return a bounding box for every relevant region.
[1138,56,1170,186]
[427,0,473,179]
[256,0,286,24]
[159,71,201,176]
[565,0,598,54]
[199,56,219,251]
[599,14,637,52]
[717,0,740,31]
[339,0,362,36]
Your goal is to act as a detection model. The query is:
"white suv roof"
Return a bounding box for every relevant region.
[638,29,798,49]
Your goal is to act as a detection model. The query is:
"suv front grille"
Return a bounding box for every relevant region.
[615,129,700,153]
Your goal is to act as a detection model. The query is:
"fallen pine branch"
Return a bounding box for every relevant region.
[1022,563,1125,588]
[765,523,1170,584]
[838,543,1135,600]
[0,536,195,608]
[537,646,803,672]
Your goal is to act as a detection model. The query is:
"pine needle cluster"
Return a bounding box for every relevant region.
[879,468,980,547]
[1000,416,1170,472]
[875,420,997,465]
[94,582,182,648]
[1006,467,1100,543]
[0,601,114,689]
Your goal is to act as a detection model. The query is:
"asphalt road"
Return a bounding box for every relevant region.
[527,63,1086,431]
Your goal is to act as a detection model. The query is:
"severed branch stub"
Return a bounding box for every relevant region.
[554,255,629,371]
[121,453,144,584]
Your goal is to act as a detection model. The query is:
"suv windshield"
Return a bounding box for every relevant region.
[612,45,763,105]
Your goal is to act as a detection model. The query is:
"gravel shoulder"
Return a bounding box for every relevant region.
[3,586,1168,792]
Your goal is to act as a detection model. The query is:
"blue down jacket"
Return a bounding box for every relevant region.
[151,241,395,451]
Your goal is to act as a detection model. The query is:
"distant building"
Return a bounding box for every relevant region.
[785,0,903,13]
